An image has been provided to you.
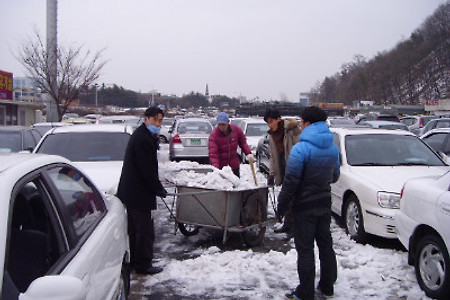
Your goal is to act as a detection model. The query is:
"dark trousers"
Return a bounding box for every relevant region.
[127,208,155,271]
[293,206,337,300]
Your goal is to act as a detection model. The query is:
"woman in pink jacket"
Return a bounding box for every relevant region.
[208,112,253,177]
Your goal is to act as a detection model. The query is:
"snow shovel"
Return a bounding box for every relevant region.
[249,157,258,186]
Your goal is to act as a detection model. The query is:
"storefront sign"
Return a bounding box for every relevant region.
[0,70,13,100]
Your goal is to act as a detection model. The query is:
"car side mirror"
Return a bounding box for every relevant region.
[19,275,87,300]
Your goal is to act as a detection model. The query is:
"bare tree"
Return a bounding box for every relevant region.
[17,31,107,121]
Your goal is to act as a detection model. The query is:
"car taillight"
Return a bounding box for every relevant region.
[400,185,405,198]
[173,134,182,143]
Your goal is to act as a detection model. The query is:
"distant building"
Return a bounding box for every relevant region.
[0,71,43,126]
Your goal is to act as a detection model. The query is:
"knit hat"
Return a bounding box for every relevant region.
[216,112,230,124]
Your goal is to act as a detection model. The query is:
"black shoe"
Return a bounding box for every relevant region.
[274,226,289,233]
[317,287,334,298]
[285,291,301,300]
[284,232,294,241]
[135,266,163,275]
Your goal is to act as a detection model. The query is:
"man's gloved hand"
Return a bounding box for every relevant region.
[267,175,274,187]
[247,154,255,164]
[156,188,168,198]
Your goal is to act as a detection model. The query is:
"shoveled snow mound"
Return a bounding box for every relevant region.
[159,161,267,190]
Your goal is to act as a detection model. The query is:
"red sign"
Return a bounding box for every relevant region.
[425,99,439,105]
[0,70,13,100]
[319,102,344,109]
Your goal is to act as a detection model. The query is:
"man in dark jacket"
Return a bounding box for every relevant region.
[278,106,340,300]
[117,106,167,275]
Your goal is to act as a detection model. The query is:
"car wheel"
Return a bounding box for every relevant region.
[344,195,367,243]
[414,234,450,299]
[178,223,200,236]
[159,135,168,143]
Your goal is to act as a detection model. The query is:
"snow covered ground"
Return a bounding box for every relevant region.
[128,145,431,300]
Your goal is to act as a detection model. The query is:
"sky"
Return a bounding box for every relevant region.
[1,0,447,102]
[124,149,433,299]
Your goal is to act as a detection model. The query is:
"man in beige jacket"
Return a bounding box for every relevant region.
[264,109,301,239]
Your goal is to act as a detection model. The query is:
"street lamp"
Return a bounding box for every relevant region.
[94,83,98,107]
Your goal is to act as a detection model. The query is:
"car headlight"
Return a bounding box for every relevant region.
[377,192,400,209]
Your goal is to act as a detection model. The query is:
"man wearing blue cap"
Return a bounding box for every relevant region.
[209,112,253,177]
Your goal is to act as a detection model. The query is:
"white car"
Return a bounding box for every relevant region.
[237,118,268,163]
[330,127,448,242]
[0,153,130,300]
[33,124,135,195]
[396,171,450,299]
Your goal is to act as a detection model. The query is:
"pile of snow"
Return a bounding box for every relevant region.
[159,161,267,190]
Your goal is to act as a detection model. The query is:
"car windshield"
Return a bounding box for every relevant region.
[345,134,445,166]
[36,132,130,161]
[0,131,21,152]
[177,121,212,134]
[245,124,268,136]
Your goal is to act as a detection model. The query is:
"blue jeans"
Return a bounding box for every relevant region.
[293,206,337,300]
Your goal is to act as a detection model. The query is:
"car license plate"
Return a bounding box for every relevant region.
[190,139,201,145]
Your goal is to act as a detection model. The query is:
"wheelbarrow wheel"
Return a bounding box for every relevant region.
[178,222,200,236]
[240,193,267,247]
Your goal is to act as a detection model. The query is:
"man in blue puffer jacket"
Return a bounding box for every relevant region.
[278,106,340,300]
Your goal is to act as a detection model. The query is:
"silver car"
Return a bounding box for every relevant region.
[169,118,213,163]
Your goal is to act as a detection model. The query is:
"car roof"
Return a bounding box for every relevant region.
[330,127,415,136]
[175,117,212,122]
[421,128,450,136]
[240,118,266,124]
[360,120,404,125]
[43,124,135,135]
[0,153,69,173]
[0,126,30,132]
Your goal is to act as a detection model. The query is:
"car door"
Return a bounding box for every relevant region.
[3,164,124,300]
[44,165,125,300]
[4,167,71,298]
[436,181,450,251]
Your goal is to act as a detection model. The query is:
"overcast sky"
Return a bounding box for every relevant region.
[1,0,446,101]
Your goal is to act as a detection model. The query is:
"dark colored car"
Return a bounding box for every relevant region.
[255,134,270,174]
[0,126,42,153]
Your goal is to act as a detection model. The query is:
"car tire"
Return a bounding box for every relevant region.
[159,135,168,144]
[344,195,368,243]
[178,223,200,236]
[414,234,450,299]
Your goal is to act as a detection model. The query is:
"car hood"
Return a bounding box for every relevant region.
[347,166,449,192]
[73,161,123,195]
[246,136,264,148]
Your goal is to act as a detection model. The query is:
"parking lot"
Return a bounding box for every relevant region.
[125,144,429,300]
